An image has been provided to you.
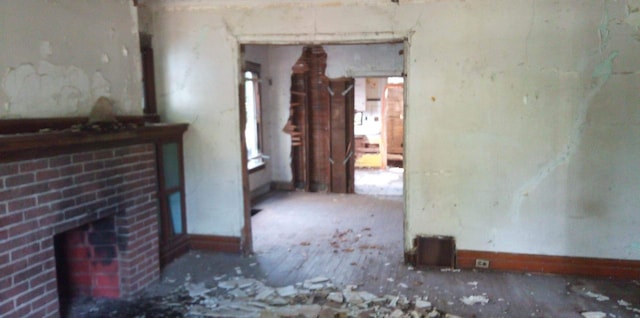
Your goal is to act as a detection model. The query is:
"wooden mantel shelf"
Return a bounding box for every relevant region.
[0,123,188,163]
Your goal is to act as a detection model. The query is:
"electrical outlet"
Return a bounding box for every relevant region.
[475,259,490,269]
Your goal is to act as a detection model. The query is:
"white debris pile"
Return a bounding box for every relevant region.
[459,295,490,306]
[584,291,610,302]
[617,299,640,314]
[171,276,459,317]
[580,312,607,318]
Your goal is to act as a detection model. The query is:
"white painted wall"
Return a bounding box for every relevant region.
[324,44,404,78]
[0,1,143,118]
[151,0,640,260]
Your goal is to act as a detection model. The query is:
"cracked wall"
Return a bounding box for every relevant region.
[0,1,143,119]
[150,0,640,260]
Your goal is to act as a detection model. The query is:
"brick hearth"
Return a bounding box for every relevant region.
[0,144,160,317]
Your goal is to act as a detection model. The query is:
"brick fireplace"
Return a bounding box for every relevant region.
[0,131,165,317]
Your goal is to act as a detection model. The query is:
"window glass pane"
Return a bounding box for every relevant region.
[162,143,180,189]
[168,192,183,235]
[244,73,260,160]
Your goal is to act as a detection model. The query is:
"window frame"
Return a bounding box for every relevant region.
[243,61,265,173]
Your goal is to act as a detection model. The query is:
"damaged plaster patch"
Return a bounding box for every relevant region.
[122,46,129,57]
[101,53,110,64]
[39,41,53,59]
[510,51,619,221]
[2,62,111,117]
[592,51,619,81]
[598,9,610,52]
[91,72,111,98]
[626,0,640,40]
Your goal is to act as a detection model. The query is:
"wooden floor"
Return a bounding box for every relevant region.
[156,191,640,317]
[251,191,404,289]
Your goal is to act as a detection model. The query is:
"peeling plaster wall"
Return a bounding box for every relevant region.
[0,1,143,118]
[151,0,640,260]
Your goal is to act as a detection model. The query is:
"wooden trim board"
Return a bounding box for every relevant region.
[190,235,242,254]
[457,250,640,280]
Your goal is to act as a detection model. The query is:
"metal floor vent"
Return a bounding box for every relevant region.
[406,235,456,268]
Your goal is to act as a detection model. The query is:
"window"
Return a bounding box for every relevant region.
[244,62,264,171]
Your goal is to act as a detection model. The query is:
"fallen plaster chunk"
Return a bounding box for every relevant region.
[228,288,248,298]
[445,315,463,318]
[460,295,490,305]
[268,304,322,318]
[388,295,399,307]
[218,280,237,290]
[585,291,610,301]
[310,276,330,284]
[186,282,209,298]
[254,287,274,301]
[268,297,289,306]
[343,289,363,305]
[390,308,404,318]
[581,312,607,318]
[440,268,461,273]
[327,292,344,303]
[428,309,440,317]
[303,282,324,290]
[234,267,242,275]
[276,285,297,297]
[235,278,257,289]
[617,299,631,307]
[358,291,379,302]
[467,281,478,287]
[415,299,432,309]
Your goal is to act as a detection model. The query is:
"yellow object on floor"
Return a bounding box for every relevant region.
[355,153,382,168]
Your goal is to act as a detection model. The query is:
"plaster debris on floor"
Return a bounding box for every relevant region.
[78,274,464,317]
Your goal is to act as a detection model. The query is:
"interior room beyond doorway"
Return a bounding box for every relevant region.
[353,77,404,196]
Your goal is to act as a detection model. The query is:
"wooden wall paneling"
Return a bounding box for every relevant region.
[289,49,311,190]
[345,79,355,194]
[329,79,347,193]
[328,78,356,194]
[308,46,330,192]
[385,84,404,155]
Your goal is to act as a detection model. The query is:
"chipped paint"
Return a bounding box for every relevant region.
[598,8,610,52]
[91,72,111,98]
[122,46,129,57]
[2,62,112,117]
[626,0,640,41]
[39,41,53,58]
[101,53,110,64]
[510,51,618,221]
[592,51,619,82]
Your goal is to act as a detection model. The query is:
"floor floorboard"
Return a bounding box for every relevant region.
[153,191,640,317]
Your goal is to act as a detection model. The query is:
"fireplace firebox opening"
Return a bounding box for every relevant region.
[54,217,120,316]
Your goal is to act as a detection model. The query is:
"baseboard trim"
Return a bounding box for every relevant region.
[457,250,640,280]
[271,181,294,191]
[190,234,242,254]
[250,183,272,202]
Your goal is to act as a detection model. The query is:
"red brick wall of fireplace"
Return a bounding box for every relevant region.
[0,144,160,318]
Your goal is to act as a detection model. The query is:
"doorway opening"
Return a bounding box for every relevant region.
[240,42,407,260]
[353,77,404,196]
